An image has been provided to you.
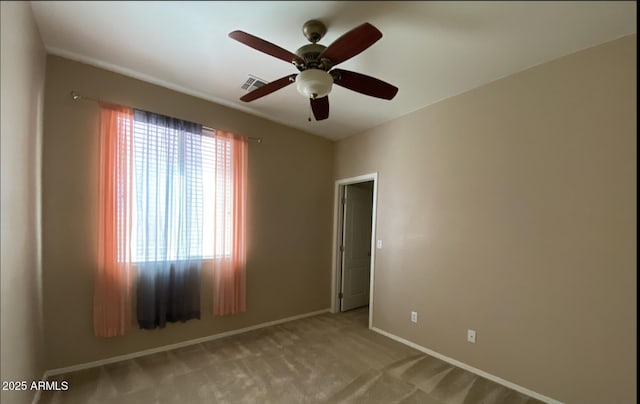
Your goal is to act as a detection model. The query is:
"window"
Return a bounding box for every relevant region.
[95,105,248,336]
[126,112,233,262]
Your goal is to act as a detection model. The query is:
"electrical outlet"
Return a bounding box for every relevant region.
[467,329,476,343]
[411,311,418,323]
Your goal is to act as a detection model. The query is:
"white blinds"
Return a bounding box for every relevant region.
[126,112,232,262]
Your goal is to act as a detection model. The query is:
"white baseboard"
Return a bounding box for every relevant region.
[41,308,330,381]
[371,327,563,404]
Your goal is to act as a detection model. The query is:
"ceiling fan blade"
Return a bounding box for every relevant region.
[332,69,398,100]
[319,23,382,66]
[229,31,303,65]
[240,74,297,102]
[310,96,329,121]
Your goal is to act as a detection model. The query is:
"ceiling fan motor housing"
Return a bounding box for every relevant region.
[295,44,330,70]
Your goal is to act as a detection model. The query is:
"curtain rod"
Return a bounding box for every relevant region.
[69,91,262,144]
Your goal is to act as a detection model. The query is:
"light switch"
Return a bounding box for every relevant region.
[376,240,383,249]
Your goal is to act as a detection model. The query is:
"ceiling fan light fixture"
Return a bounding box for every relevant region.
[296,69,333,99]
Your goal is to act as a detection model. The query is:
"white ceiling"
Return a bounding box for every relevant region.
[31,1,636,140]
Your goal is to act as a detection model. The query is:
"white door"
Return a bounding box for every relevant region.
[340,183,373,311]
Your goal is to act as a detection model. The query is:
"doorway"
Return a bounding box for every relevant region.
[331,173,378,329]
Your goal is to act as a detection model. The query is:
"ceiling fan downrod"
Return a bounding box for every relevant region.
[294,20,332,71]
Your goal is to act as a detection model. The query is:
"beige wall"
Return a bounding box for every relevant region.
[335,35,636,404]
[42,56,334,369]
[1,2,47,403]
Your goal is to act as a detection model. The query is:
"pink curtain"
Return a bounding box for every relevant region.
[94,105,134,337]
[212,131,248,315]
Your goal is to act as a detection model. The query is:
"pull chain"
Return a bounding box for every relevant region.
[308,101,312,122]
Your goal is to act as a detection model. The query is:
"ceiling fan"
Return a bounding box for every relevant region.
[229,20,398,121]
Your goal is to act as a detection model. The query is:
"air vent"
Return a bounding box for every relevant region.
[241,75,268,92]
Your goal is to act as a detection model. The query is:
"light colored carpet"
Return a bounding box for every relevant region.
[39,308,543,403]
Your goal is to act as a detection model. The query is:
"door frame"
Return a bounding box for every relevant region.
[331,173,378,329]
